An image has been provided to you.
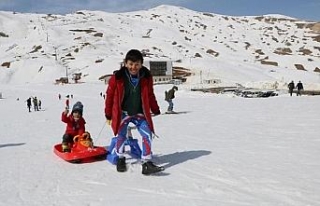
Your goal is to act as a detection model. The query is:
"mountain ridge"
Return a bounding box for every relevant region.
[0,5,320,89]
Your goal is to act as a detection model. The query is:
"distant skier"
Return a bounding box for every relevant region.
[296,81,304,96]
[165,86,178,113]
[288,81,295,96]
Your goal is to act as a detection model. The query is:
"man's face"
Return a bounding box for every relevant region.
[125,60,142,75]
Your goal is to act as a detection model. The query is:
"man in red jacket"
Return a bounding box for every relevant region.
[105,49,163,175]
[61,101,86,152]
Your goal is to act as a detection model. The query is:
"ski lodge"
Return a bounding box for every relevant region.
[144,60,173,84]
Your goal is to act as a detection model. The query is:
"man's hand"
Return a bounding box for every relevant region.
[153,111,161,116]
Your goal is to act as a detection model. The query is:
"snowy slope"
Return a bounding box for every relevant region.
[0,83,320,206]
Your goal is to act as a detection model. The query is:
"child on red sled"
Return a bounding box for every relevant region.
[61,101,88,152]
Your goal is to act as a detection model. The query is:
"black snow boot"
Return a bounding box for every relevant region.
[142,161,164,175]
[116,157,127,172]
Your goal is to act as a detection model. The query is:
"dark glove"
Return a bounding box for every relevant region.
[153,111,161,116]
[105,114,111,120]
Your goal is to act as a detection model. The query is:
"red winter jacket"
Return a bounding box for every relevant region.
[105,66,160,135]
[61,112,86,136]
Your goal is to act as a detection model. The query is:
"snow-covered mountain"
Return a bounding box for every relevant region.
[1,5,320,88]
[1,5,320,206]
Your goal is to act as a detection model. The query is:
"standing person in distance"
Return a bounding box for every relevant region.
[32,96,39,111]
[296,81,304,96]
[288,81,295,96]
[104,49,163,175]
[38,99,42,110]
[26,97,32,112]
[165,86,178,113]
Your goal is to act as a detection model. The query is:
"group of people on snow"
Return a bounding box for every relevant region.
[60,49,178,174]
[58,93,73,101]
[288,80,304,96]
[99,92,106,99]
[26,96,42,112]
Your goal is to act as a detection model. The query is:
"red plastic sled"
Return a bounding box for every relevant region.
[54,132,107,163]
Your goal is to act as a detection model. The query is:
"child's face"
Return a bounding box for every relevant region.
[72,111,81,120]
[125,60,142,75]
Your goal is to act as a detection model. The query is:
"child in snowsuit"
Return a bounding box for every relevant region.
[165,86,178,112]
[105,49,163,174]
[61,101,86,152]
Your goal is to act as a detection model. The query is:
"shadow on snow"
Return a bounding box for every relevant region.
[155,150,211,169]
[0,143,26,148]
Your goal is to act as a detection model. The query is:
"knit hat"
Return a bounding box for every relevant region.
[72,101,83,115]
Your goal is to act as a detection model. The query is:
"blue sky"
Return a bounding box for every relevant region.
[0,0,319,21]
